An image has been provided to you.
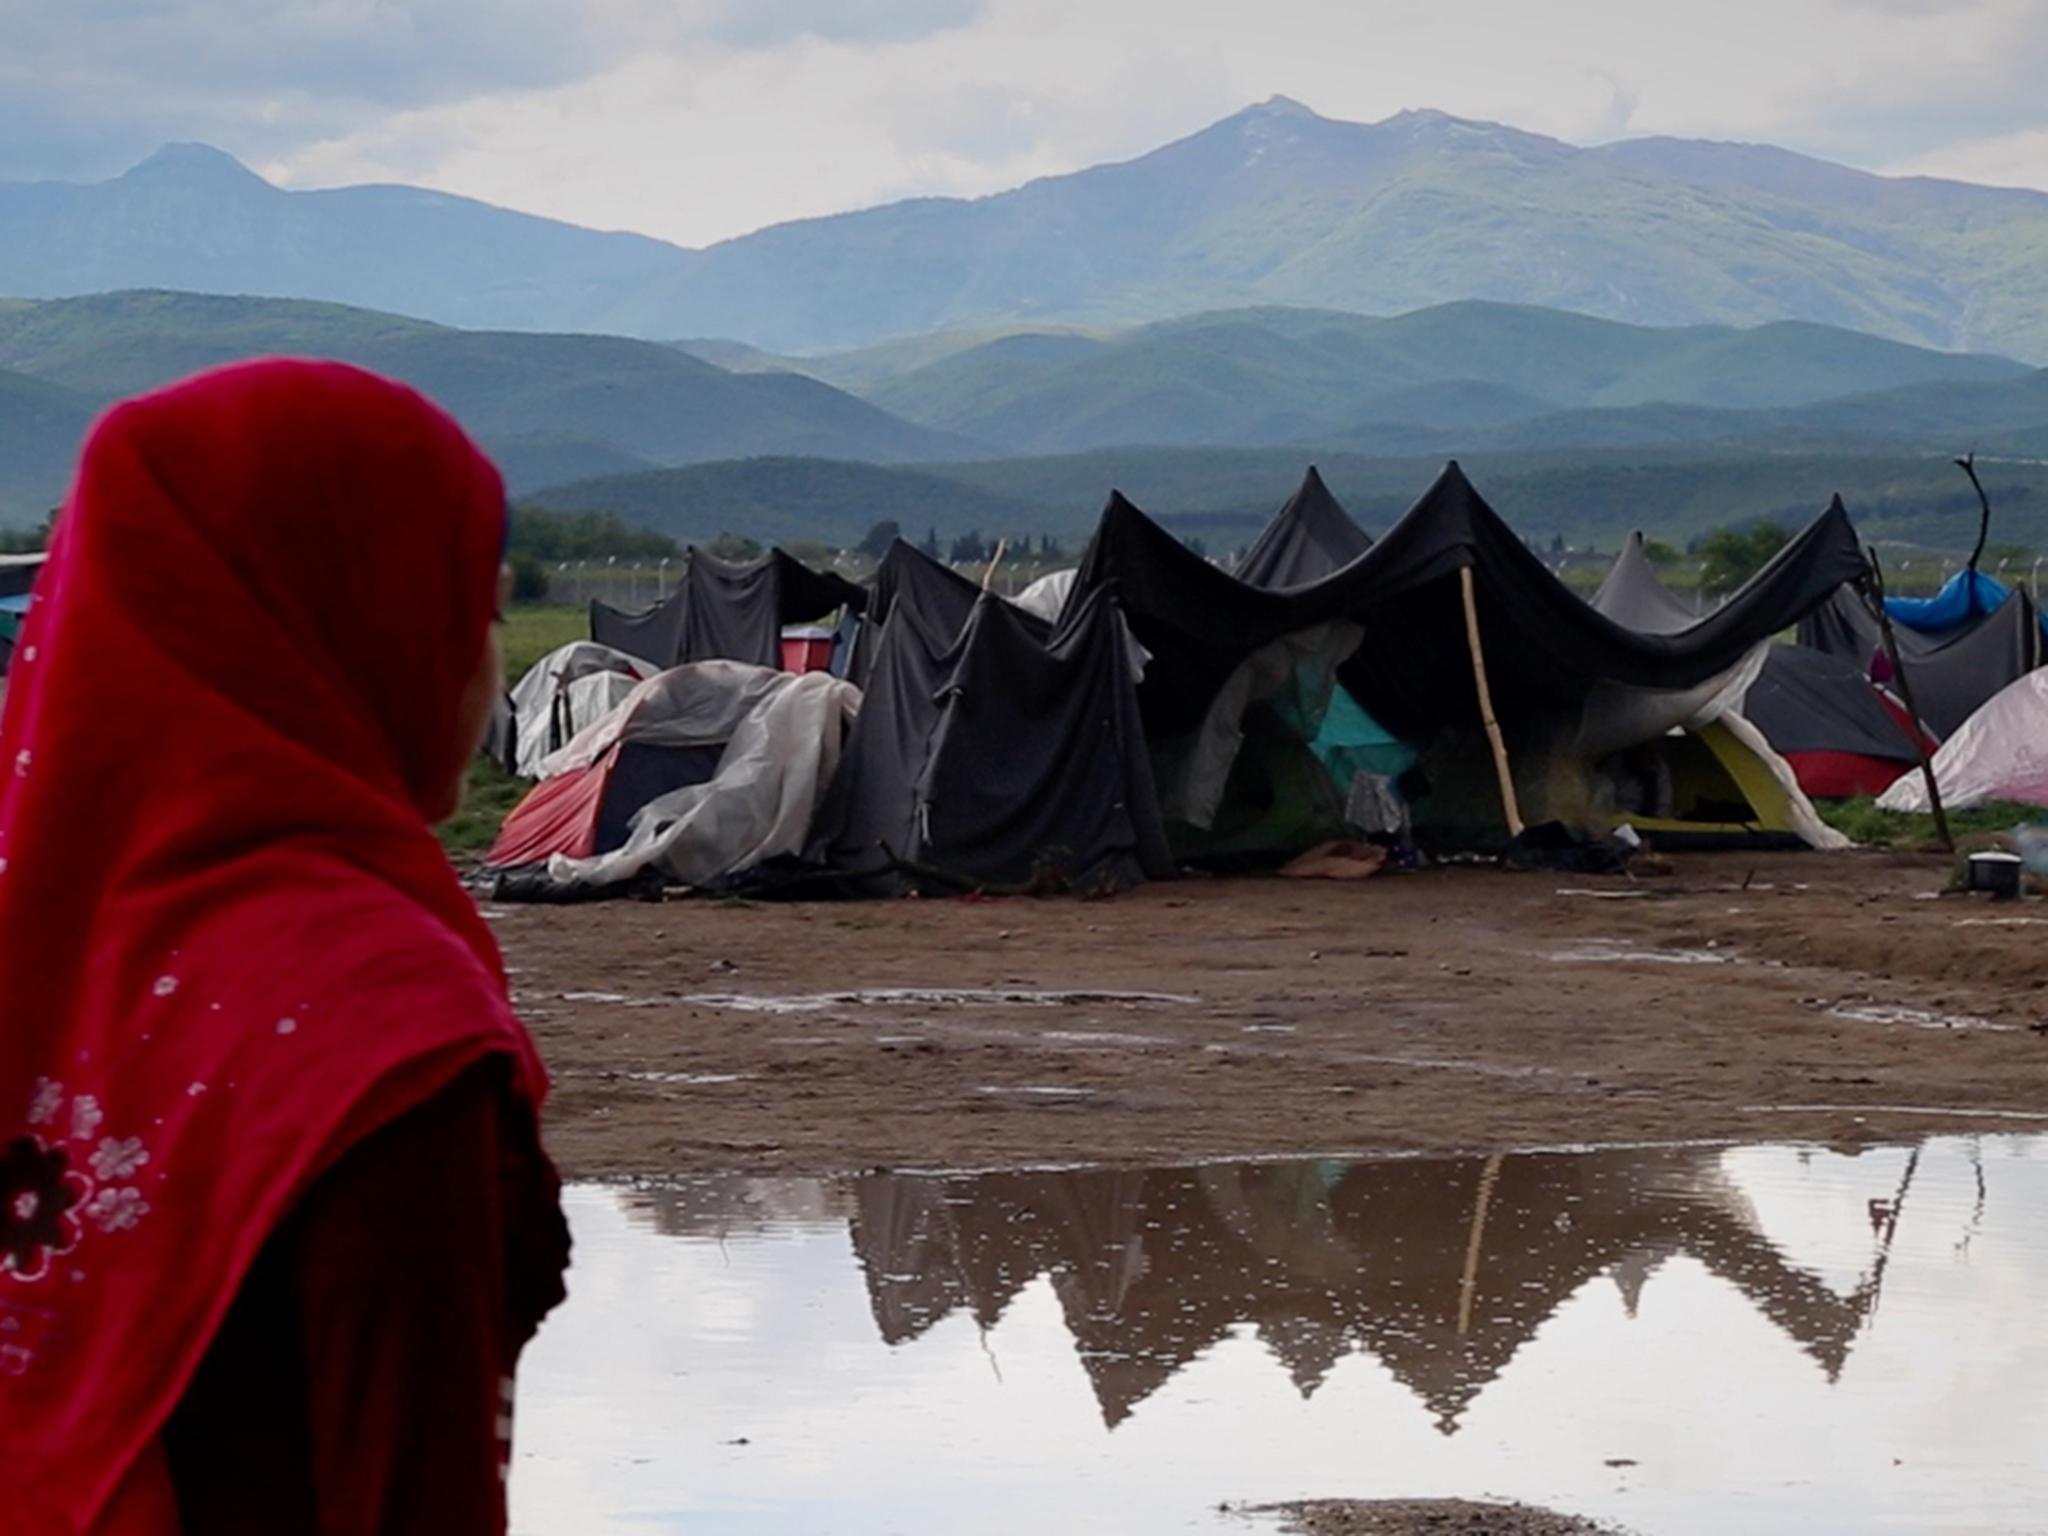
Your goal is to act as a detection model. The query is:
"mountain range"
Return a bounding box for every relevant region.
[6,288,2048,539]
[706,302,2034,457]
[6,99,2048,359]
[0,290,973,516]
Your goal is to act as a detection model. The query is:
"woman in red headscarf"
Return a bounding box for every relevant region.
[0,360,569,1533]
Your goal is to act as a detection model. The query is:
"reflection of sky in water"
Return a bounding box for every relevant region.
[512,1136,2048,1535]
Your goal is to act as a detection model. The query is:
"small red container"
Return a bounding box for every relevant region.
[779,626,836,673]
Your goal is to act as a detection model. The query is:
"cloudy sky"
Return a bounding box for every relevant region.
[6,0,2047,248]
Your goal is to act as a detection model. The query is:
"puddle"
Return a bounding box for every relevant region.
[1827,1003,2013,1033]
[972,1084,1102,1103]
[1547,939,1731,965]
[1952,916,2048,927]
[1041,1030,1175,1048]
[1743,1104,2048,1122]
[679,988,1200,1013]
[513,1135,2048,1535]
[617,1070,755,1086]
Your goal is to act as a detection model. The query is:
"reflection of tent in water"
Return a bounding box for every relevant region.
[590,546,867,671]
[845,1146,1910,1433]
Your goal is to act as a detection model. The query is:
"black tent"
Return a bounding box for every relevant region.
[590,547,867,670]
[1235,466,1373,589]
[805,568,1172,895]
[844,539,987,690]
[1799,581,2043,740]
[1069,462,1867,746]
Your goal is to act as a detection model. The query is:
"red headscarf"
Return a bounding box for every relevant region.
[0,360,548,1533]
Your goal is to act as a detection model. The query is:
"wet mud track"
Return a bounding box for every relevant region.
[489,849,2048,1178]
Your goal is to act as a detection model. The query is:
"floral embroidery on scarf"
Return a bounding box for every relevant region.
[26,1077,62,1126]
[81,1186,149,1234]
[5,1083,154,1285]
[1,1136,88,1283]
[68,1094,102,1142]
[88,1137,148,1182]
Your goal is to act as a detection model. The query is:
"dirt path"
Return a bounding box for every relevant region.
[493,850,2048,1179]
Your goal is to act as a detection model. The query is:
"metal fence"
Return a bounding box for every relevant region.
[537,557,1060,610]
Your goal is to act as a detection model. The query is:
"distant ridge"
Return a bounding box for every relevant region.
[6,99,2048,356]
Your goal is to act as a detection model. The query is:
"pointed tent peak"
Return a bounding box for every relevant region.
[1237,465,1371,586]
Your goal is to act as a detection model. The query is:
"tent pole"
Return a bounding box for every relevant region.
[1863,550,1952,853]
[981,538,1008,592]
[1458,565,1525,838]
[1455,1151,1504,1337]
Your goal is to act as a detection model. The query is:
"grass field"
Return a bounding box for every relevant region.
[1814,795,2040,851]
[442,605,590,856]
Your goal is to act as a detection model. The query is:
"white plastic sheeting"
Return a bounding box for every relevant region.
[508,641,656,778]
[1715,711,1850,850]
[1014,569,1076,623]
[1878,669,2048,812]
[545,661,862,888]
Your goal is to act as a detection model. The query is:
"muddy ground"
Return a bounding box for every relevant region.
[1255,1501,1631,1535]
[492,849,2048,1179]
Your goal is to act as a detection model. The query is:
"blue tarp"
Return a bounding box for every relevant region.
[1885,569,2023,634]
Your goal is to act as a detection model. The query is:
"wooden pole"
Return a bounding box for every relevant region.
[1863,550,1952,853]
[1459,565,1525,838]
[981,538,1008,592]
[1456,1152,1504,1337]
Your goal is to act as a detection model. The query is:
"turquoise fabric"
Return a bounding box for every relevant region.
[1311,683,1417,786]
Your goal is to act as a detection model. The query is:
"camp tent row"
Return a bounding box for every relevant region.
[490,461,1877,894]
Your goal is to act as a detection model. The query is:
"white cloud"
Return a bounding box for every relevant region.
[1885,129,2048,194]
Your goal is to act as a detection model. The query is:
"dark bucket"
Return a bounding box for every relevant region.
[1968,851,2024,900]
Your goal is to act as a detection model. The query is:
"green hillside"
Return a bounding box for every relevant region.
[0,365,96,519]
[854,302,2030,455]
[0,291,978,521]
